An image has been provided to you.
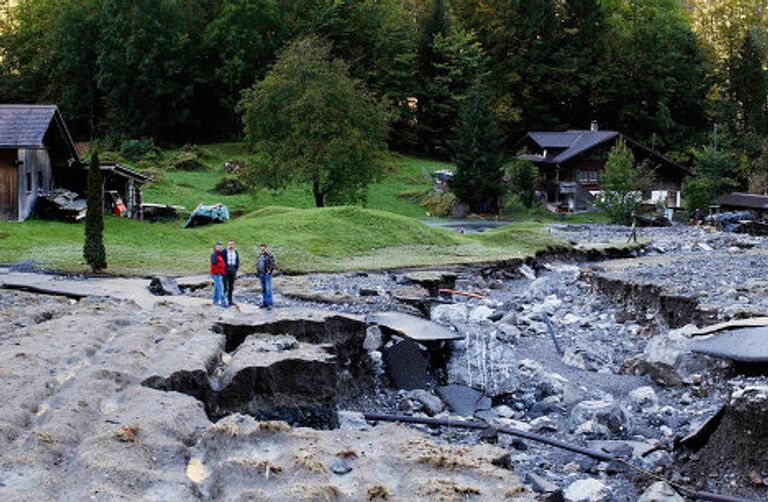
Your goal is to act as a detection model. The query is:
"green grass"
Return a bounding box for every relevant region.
[140,143,444,218]
[0,206,569,276]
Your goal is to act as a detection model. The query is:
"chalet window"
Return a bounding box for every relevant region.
[577,170,599,183]
[26,172,32,193]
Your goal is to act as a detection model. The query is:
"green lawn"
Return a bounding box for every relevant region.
[140,143,445,219]
[0,206,569,276]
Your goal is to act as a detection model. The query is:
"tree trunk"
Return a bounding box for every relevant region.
[312,179,325,207]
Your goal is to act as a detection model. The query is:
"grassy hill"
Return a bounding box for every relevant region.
[140,143,447,219]
[0,206,568,275]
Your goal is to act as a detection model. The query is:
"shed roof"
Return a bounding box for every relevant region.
[0,104,78,159]
[100,163,154,184]
[716,192,768,210]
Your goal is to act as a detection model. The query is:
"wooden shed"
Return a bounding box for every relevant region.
[0,104,80,221]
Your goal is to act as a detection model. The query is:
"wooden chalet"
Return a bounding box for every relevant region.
[0,104,151,221]
[515,121,691,212]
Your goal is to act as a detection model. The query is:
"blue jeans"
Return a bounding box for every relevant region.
[211,274,227,306]
[259,273,273,306]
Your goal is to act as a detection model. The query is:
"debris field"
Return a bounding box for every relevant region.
[1,224,767,501]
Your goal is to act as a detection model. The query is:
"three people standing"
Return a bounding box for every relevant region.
[210,241,275,309]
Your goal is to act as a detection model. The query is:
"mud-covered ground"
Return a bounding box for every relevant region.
[1,224,767,501]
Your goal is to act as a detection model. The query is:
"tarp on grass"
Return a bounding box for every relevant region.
[183,203,230,228]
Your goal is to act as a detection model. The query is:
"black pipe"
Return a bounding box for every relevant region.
[360,412,758,502]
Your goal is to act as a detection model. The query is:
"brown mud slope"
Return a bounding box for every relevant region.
[679,384,768,501]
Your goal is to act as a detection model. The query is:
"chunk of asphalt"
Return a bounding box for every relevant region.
[382,339,433,390]
[691,326,768,362]
[366,312,464,343]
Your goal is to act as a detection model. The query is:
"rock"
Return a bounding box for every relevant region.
[495,322,521,344]
[359,288,379,297]
[494,405,515,418]
[148,276,182,296]
[525,473,563,501]
[382,339,433,390]
[431,303,469,325]
[563,478,611,502]
[329,458,352,475]
[469,305,495,322]
[569,399,632,439]
[274,336,298,351]
[518,264,537,280]
[338,411,370,431]
[561,345,611,372]
[364,326,383,351]
[405,389,444,416]
[628,386,659,412]
[637,481,684,502]
[436,384,490,417]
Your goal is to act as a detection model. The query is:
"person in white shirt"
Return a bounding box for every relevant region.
[221,240,239,306]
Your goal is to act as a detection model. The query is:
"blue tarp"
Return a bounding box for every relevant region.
[183,204,230,228]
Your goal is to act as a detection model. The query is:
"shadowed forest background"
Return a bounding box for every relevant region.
[1,0,768,199]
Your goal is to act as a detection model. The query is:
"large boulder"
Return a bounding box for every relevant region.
[563,478,611,502]
[569,399,633,439]
[637,481,684,502]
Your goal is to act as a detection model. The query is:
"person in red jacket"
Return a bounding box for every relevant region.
[210,242,227,307]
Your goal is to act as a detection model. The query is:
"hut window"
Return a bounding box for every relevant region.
[38,171,44,191]
[26,172,32,193]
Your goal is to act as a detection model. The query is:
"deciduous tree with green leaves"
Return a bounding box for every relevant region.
[84,150,107,272]
[239,36,391,208]
[449,80,506,213]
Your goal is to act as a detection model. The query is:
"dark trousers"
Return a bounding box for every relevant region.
[223,269,237,305]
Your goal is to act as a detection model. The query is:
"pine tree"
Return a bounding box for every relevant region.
[730,30,768,134]
[449,81,506,213]
[83,149,106,272]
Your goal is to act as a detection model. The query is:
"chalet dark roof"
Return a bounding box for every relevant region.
[526,130,620,163]
[716,192,768,210]
[100,163,154,184]
[0,104,78,159]
[520,128,690,175]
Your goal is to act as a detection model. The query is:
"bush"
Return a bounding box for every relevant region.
[420,191,457,217]
[120,138,160,162]
[170,151,207,171]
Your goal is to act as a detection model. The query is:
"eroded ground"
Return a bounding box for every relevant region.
[1,224,768,501]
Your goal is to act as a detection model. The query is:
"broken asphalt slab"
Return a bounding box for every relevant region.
[691,326,768,362]
[0,270,212,310]
[366,311,464,343]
